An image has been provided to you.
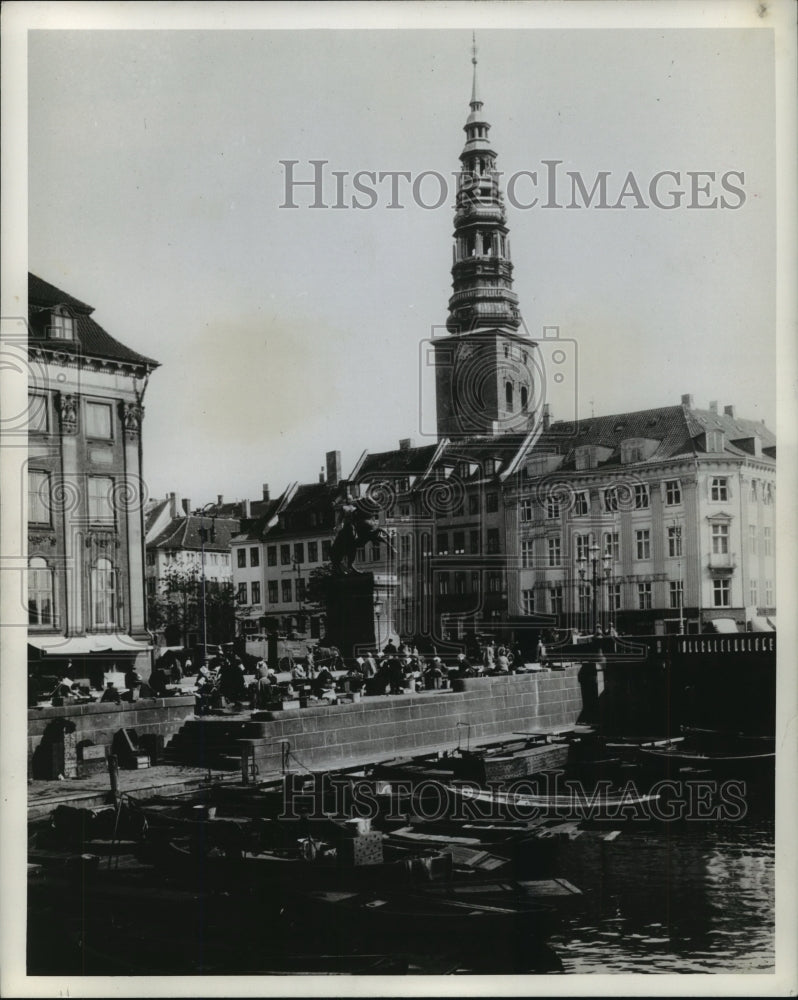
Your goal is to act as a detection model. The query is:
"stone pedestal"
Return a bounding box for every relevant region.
[323,572,397,659]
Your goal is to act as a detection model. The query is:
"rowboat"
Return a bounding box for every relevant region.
[443,781,661,821]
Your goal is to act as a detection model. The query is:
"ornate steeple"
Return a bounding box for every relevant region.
[446,35,522,334]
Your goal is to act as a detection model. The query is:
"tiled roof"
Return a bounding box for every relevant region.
[148,515,241,552]
[264,481,342,540]
[28,273,159,368]
[357,444,439,477]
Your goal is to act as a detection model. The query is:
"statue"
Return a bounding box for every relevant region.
[330,503,395,575]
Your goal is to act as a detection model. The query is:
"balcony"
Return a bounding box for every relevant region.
[708,551,737,575]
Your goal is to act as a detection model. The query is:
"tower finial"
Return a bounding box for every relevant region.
[471,32,480,106]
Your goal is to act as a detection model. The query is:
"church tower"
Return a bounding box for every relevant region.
[435,38,535,439]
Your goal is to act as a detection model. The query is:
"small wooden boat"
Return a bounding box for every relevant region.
[635,741,775,778]
[443,781,662,820]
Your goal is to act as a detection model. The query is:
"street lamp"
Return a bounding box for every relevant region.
[602,551,613,633]
[672,523,685,635]
[577,541,602,636]
[374,597,383,651]
[197,502,218,668]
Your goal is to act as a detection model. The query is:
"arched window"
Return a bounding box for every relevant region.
[91,557,117,628]
[521,385,529,409]
[505,382,514,411]
[28,557,54,625]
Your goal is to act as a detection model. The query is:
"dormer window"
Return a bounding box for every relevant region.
[49,308,74,340]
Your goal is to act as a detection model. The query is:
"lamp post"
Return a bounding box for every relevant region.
[292,555,303,634]
[197,502,217,668]
[577,541,601,636]
[673,523,685,634]
[602,551,613,633]
[374,597,383,651]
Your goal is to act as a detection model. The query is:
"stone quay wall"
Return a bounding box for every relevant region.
[240,668,582,778]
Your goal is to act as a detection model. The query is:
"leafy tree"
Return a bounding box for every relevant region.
[147,566,236,646]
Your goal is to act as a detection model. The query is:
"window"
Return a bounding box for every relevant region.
[322,540,332,561]
[437,532,449,555]
[28,471,51,524]
[486,493,498,514]
[749,580,758,606]
[281,580,292,603]
[711,523,729,555]
[91,557,117,627]
[665,480,682,506]
[88,476,114,524]
[574,534,590,561]
[85,402,113,439]
[251,581,261,604]
[370,542,381,561]
[547,537,561,567]
[604,488,618,513]
[28,393,48,433]
[453,531,465,554]
[635,529,651,560]
[438,574,449,596]
[237,549,246,568]
[250,547,260,567]
[49,309,74,339]
[749,480,757,502]
[546,496,560,520]
[749,525,757,555]
[521,385,529,409]
[296,579,306,603]
[765,580,774,605]
[763,527,772,556]
[505,382,514,411]
[268,580,278,603]
[669,581,684,609]
[522,589,534,615]
[28,557,54,625]
[573,492,589,516]
[238,582,248,604]
[603,531,619,561]
[667,526,683,558]
[607,582,622,611]
[469,494,480,516]
[455,572,467,595]
[578,584,590,614]
[550,586,564,615]
[280,544,291,565]
[400,534,411,559]
[520,498,533,522]
[469,530,480,554]
[763,484,774,506]
[710,477,728,502]
[471,571,480,593]
[308,541,319,563]
[146,577,156,597]
[487,572,502,593]
[638,582,652,610]
[267,546,277,566]
[634,484,650,509]
[521,539,534,568]
[146,551,155,566]
[712,579,730,608]
[293,543,304,564]
[486,528,500,554]
[357,546,366,563]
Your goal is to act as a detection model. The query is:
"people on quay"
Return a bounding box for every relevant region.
[387,653,405,695]
[313,665,335,697]
[383,638,398,657]
[495,649,511,674]
[482,643,495,674]
[291,662,307,682]
[148,663,170,698]
[362,652,377,678]
[100,681,121,704]
[424,657,443,690]
[124,666,143,702]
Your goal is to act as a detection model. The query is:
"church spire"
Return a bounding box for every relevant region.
[446,38,521,334]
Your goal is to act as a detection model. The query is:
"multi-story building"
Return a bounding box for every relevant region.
[26,273,159,686]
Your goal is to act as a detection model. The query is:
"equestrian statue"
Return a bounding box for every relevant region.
[329,503,396,575]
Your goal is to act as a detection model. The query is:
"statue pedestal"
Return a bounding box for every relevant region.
[323,572,398,660]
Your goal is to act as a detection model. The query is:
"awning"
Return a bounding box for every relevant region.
[767,616,777,631]
[749,616,775,633]
[710,618,739,634]
[28,634,152,655]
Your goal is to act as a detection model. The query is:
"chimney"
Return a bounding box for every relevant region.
[326,450,342,486]
[168,492,177,518]
[399,438,414,452]
[241,498,251,518]
[724,404,735,419]
[181,499,191,516]
[319,467,325,484]
[262,483,270,502]
[681,394,694,408]
[217,494,224,506]
[709,400,718,415]
[541,404,551,431]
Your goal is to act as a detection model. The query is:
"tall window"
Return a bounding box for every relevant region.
[603,531,619,561]
[550,586,564,616]
[296,579,306,603]
[578,584,590,614]
[711,523,729,554]
[469,494,480,516]
[486,528,500,554]
[710,477,728,502]
[455,572,467,595]
[28,393,48,433]
[250,547,260,567]
[669,581,684,609]
[574,534,590,561]
[91,557,117,627]
[49,308,74,339]
[487,572,502,593]
[607,582,622,611]
[667,526,683,558]
[280,544,291,565]
[634,484,650,509]
[237,549,246,568]
[712,579,730,608]
[370,542,381,561]
[28,471,51,524]
[573,492,589,516]
[486,493,498,513]
[471,570,480,593]
[546,497,560,520]
[521,589,534,615]
[505,382,514,411]
[469,530,480,554]
[437,532,449,555]
[453,531,465,554]
[438,574,449,596]
[749,580,758,606]
[749,525,757,554]
[765,580,774,605]
[308,541,319,563]
[604,487,619,513]
[88,476,114,524]
[85,401,113,439]
[665,480,681,506]
[638,582,652,610]
[322,540,332,561]
[267,546,277,566]
[520,499,534,522]
[400,534,411,559]
[268,580,278,603]
[763,527,772,556]
[635,529,651,560]
[28,557,54,625]
[547,537,561,567]
[251,581,261,604]
[237,582,248,604]
[281,579,292,603]
[293,542,304,564]
[521,539,534,568]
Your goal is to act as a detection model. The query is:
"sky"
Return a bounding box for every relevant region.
[26,14,778,510]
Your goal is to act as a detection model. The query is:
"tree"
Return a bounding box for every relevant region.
[147,566,236,647]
